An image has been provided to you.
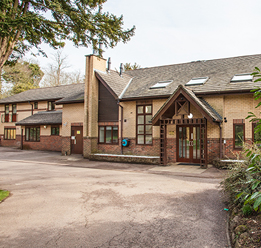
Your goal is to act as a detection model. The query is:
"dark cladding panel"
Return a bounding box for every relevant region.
[98,82,119,122]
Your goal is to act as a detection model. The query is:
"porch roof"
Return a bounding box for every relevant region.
[152,85,222,126]
[16,111,62,126]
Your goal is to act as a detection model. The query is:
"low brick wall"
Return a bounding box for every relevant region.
[89,153,160,164]
[23,135,61,151]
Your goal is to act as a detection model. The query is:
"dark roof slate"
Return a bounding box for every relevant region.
[95,70,132,97]
[122,54,261,99]
[16,110,62,126]
[0,83,84,104]
[55,91,84,104]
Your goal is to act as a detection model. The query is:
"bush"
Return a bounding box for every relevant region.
[221,143,261,214]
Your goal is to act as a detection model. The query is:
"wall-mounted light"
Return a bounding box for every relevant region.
[44,126,47,129]
[188,113,193,119]
[224,117,227,123]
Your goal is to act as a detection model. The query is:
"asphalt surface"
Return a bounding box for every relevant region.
[0,147,229,248]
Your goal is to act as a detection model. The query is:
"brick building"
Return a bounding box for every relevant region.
[1,54,261,167]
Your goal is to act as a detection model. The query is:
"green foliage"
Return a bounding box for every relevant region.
[0,190,9,202]
[223,67,261,214]
[123,63,141,71]
[0,0,135,68]
[242,204,253,216]
[2,60,44,94]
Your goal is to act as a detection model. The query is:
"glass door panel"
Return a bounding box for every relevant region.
[177,125,200,163]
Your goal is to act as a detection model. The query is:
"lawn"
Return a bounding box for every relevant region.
[0,190,10,202]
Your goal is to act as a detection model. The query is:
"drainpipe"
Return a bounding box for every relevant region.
[118,101,123,155]
[28,101,33,115]
[219,122,223,159]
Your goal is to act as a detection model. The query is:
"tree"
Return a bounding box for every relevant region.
[42,49,84,87]
[0,0,135,69]
[2,60,44,95]
[123,63,141,71]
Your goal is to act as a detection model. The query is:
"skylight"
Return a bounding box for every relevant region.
[186,77,208,86]
[231,74,253,82]
[150,80,173,89]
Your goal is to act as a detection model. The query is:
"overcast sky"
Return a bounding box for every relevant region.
[25,0,261,75]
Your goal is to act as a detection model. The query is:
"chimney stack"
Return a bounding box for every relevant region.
[119,63,123,77]
[107,57,111,73]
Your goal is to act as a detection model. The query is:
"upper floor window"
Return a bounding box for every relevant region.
[5,104,9,122]
[34,102,38,109]
[12,104,17,122]
[136,105,152,145]
[48,101,55,111]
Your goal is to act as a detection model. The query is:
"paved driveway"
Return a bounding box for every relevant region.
[0,148,228,247]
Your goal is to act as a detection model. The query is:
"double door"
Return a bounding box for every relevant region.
[177,125,200,163]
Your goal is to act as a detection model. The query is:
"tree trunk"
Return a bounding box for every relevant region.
[0,67,2,99]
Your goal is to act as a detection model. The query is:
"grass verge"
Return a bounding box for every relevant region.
[0,190,10,202]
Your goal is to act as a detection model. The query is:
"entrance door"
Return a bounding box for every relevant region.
[71,126,83,154]
[177,125,200,163]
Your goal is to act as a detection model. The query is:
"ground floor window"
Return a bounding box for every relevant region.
[25,127,40,142]
[136,104,152,145]
[4,128,16,140]
[51,126,60,135]
[99,126,118,144]
[234,123,245,149]
[252,122,261,143]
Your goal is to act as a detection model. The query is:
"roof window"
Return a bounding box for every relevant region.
[231,74,253,82]
[150,80,173,89]
[186,77,208,86]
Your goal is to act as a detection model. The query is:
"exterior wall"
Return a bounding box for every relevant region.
[21,125,62,151]
[0,100,62,147]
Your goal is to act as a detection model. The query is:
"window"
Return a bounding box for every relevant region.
[186,77,208,86]
[4,128,16,140]
[48,101,55,111]
[34,102,38,109]
[12,104,17,122]
[252,123,261,143]
[51,126,60,135]
[99,126,118,144]
[150,80,173,89]
[231,74,253,82]
[136,105,152,145]
[5,104,9,122]
[234,123,245,149]
[25,127,40,142]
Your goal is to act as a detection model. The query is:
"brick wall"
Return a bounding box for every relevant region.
[22,135,61,151]
[62,136,71,155]
[166,138,176,163]
[207,138,220,163]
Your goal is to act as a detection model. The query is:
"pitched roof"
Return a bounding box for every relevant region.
[55,92,84,105]
[95,70,132,97]
[152,84,222,125]
[16,111,62,126]
[0,83,84,104]
[121,54,261,99]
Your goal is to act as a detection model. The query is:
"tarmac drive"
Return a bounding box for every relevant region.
[0,148,228,247]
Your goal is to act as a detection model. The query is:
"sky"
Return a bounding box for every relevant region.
[25,0,261,75]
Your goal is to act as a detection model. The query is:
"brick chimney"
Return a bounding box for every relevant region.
[83,55,106,157]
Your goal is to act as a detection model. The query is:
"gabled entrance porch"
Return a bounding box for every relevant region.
[152,85,222,168]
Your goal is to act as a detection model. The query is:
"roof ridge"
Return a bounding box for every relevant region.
[123,53,261,73]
